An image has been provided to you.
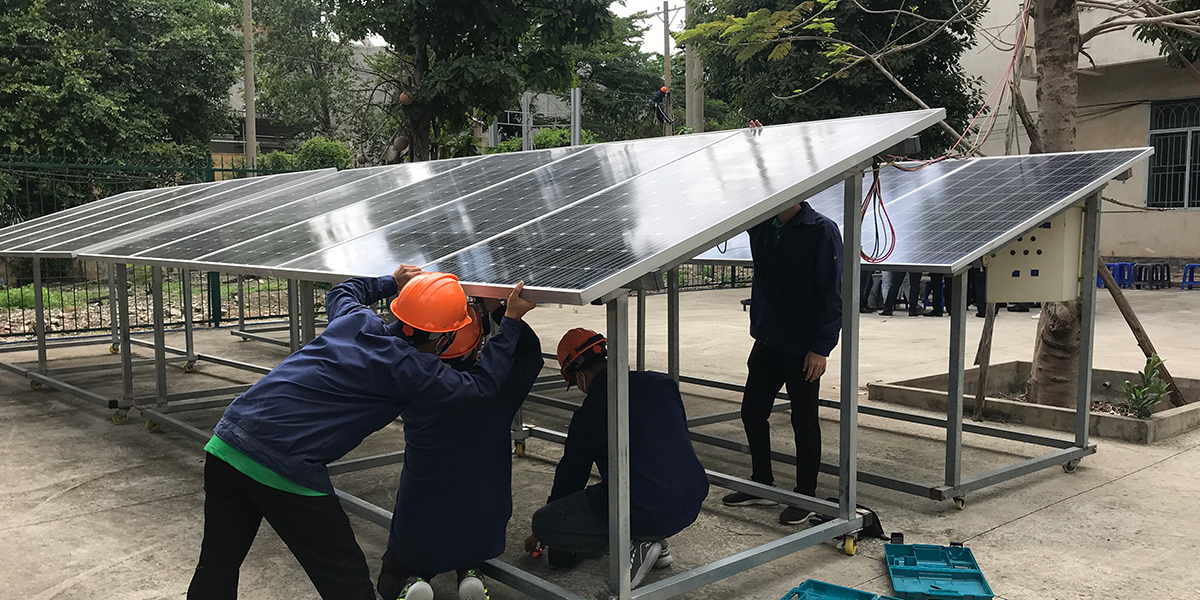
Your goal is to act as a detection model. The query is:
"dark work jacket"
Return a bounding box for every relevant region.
[548,371,709,539]
[652,90,667,104]
[747,202,843,357]
[213,276,522,495]
[387,308,544,575]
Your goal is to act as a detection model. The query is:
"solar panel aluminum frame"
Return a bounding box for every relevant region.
[563,108,946,306]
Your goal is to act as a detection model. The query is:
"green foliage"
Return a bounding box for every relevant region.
[1122,354,1171,419]
[0,285,66,310]
[681,0,985,156]
[1134,1,1200,69]
[335,0,611,160]
[257,151,298,172]
[294,136,353,170]
[492,128,598,153]
[0,0,240,156]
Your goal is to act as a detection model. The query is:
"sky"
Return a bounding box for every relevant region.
[611,0,686,56]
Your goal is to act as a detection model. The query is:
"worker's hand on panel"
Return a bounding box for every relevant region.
[505,282,536,320]
[391,264,424,289]
[804,352,827,382]
[481,297,503,314]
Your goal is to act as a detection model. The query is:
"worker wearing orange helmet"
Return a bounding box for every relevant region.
[378,299,544,600]
[524,328,708,589]
[188,265,535,600]
[652,86,673,124]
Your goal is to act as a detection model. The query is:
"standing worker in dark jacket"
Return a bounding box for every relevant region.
[187,266,537,600]
[525,329,709,589]
[379,301,545,600]
[721,200,843,525]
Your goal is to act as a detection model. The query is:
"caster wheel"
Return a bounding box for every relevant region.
[1062,459,1080,473]
[146,420,162,433]
[30,381,42,390]
[112,411,130,425]
[514,440,526,457]
[843,535,857,556]
[953,497,966,510]
[109,344,119,354]
[183,362,196,374]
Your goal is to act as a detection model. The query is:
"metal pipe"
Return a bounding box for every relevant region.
[107,263,119,351]
[236,274,245,331]
[151,267,168,406]
[945,272,968,488]
[839,171,862,521]
[328,450,406,476]
[182,268,196,361]
[935,445,1096,497]
[32,257,47,374]
[570,87,582,147]
[287,279,300,353]
[667,268,679,381]
[0,361,114,408]
[1077,191,1101,448]
[117,265,134,407]
[228,329,290,347]
[299,280,316,345]
[606,294,631,600]
[636,291,646,371]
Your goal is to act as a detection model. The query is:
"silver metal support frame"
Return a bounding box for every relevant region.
[299,280,316,345]
[108,264,119,351]
[1077,191,1102,448]
[839,171,862,520]
[636,291,646,371]
[606,294,632,600]
[151,266,168,406]
[117,265,134,407]
[182,268,197,363]
[667,269,679,381]
[287,279,300,353]
[236,274,246,331]
[32,257,47,373]
[945,273,968,489]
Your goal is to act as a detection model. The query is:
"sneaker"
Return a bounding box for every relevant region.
[779,505,816,525]
[457,568,488,600]
[923,310,944,317]
[629,540,662,588]
[653,539,674,569]
[722,491,779,507]
[398,576,434,600]
[879,308,894,316]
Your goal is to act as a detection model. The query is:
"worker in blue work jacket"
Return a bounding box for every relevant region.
[524,328,709,590]
[186,265,536,600]
[721,197,843,525]
[378,301,544,600]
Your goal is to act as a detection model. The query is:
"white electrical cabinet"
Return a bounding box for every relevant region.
[984,205,1084,303]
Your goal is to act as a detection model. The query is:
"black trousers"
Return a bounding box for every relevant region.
[883,271,922,315]
[740,342,821,497]
[187,454,374,600]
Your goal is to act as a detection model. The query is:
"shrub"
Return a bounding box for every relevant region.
[258,151,297,172]
[491,128,598,153]
[1122,354,1171,419]
[294,137,353,170]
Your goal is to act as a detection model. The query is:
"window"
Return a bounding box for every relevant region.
[1147,99,1200,208]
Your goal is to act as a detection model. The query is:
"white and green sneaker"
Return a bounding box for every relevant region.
[458,568,489,600]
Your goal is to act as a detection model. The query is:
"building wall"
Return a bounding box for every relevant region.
[959,7,1199,259]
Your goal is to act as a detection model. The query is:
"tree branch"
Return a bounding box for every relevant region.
[1010,80,1043,153]
[1103,196,1172,211]
[1081,7,1200,43]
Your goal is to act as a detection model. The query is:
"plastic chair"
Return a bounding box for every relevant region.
[1184,264,1200,290]
[1111,262,1135,288]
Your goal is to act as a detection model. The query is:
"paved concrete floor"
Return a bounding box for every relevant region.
[1,287,1197,599]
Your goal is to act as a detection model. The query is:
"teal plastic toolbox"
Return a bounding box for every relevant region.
[781,579,902,600]
[884,542,994,600]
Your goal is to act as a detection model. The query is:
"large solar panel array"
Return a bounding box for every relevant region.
[692,149,1153,273]
[0,109,944,304]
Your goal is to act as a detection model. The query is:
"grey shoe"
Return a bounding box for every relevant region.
[779,505,816,525]
[629,540,662,588]
[457,568,488,600]
[722,491,779,507]
[399,577,434,600]
[654,539,673,569]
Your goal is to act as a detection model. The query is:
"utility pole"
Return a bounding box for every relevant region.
[662,1,674,137]
[1005,6,1030,156]
[241,0,256,170]
[684,1,704,132]
[521,92,533,151]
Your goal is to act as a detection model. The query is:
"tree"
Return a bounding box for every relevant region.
[0,0,240,156]
[567,14,668,142]
[679,0,986,156]
[246,0,360,141]
[335,0,611,161]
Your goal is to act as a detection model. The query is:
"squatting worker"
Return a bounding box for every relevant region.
[721,199,843,525]
[186,265,536,600]
[379,300,544,600]
[525,329,709,590]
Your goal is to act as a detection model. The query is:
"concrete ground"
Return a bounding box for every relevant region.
[1,287,1198,600]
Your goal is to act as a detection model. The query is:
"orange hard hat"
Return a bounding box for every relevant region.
[441,306,483,359]
[557,328,607,383]
[660,86,668,93]
[390,272,472,335]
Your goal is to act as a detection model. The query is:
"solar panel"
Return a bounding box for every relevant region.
[692,149,1152,274]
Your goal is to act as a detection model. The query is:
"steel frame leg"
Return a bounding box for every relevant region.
[182,268,197,366]
[636,291,646,371]
[667,269,680,382]
[151,267,168,407]
[287,279,300,353]
[945,272,968,489]
[236,274,246,332]
[32,257,47,374]
[839,173,862,521]
[116,265,134,409]
[299,280,316,345]
[107,263,119,353]
[607,294,631,600]
[1077,190,1102,449]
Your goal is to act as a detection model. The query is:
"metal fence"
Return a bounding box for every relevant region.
[0,154,307,338]
[674,263,754,291]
